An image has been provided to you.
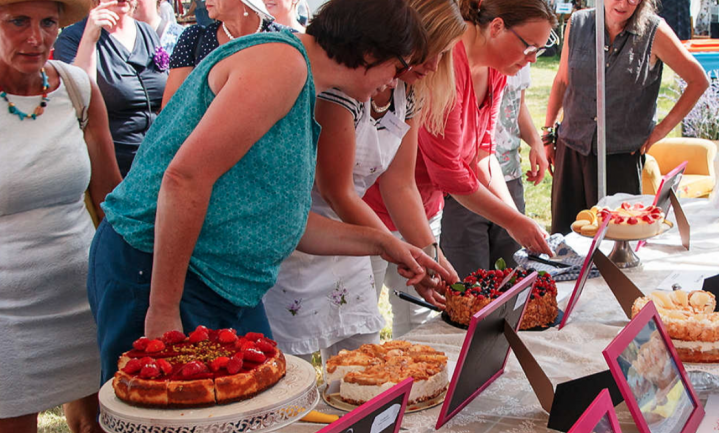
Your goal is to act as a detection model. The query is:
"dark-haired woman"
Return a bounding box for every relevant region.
[87,0,449,384]
[544,0,708,235]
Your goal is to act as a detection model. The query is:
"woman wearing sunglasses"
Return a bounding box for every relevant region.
[544,0,708,235]
[264,0,465,358]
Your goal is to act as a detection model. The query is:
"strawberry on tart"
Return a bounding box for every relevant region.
[112,326,286,408]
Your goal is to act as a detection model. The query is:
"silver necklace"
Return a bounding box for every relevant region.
[222,14,263,40]
[370,97,392,114]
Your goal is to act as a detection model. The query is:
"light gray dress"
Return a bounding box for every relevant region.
[0,64,101,417]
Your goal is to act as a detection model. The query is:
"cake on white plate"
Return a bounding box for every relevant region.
[572,202,665,239]
[632,290,719,363]
[325,340,448,405]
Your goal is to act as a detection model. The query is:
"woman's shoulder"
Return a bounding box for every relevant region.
[317,88,362,122]
[569,8,594,26]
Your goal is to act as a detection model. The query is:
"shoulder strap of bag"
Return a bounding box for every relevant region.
[50,60,89,129]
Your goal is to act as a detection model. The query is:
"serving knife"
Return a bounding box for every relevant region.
[527,253,572,269]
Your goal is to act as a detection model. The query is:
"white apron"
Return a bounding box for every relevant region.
[264,85,410,355]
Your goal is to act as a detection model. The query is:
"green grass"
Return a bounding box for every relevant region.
[37,53,683,433]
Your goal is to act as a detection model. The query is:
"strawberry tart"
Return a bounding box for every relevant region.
[112,326,286,408]
[444,268,558,330]
[597,202,665,240]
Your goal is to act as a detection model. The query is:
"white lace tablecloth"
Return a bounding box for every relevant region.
[281,199,719,433]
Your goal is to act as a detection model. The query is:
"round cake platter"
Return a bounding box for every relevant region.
[321,361,456,414]
[579,221,673,269]
[99,355,319,433]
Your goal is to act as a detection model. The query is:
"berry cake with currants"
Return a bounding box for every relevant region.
[444,268,558,330]
[112,326,286,408]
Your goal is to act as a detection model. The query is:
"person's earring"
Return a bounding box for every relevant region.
[243,5,249,16]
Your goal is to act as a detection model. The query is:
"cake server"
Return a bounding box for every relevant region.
[393,290,442,312]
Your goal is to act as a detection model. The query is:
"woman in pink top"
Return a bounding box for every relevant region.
[366,0,556,302]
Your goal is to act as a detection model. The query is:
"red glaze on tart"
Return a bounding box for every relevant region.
[113,327,286,408]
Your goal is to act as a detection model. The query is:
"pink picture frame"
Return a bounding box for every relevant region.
[602,302,704,433]
[559,217,611,329]
[636,161,688,251]
[316,378,413,433]
[567,389,622,433]
[435,273,537,429]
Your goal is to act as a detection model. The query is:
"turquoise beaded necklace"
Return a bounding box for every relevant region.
[0,68,50,121]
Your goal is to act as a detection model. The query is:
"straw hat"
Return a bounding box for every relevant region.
[0,0,92,27]
[240,0,273,22]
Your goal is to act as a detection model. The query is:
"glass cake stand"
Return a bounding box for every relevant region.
[99,354,319,433]
[582,222,672,269]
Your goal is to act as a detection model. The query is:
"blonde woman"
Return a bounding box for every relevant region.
[265,0,465,355]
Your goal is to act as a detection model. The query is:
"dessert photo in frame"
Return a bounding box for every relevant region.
[603,302,704,433]
[567,389,622,433]
[435,273,537,429]
[559,218,611,329]
[316,378,413,433]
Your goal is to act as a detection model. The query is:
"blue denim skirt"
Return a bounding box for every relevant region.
[87,219,272,385]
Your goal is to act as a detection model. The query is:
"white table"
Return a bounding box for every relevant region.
[282,199,719,433]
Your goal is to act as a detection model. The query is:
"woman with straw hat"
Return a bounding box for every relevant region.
[0,0,121,430]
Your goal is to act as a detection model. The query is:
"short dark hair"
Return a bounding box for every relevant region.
[306,0,428,69]
[460,0,558,29]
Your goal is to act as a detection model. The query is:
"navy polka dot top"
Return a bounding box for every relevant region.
[169,20,287,69]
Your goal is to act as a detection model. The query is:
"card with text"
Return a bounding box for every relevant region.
[316,378,413,433]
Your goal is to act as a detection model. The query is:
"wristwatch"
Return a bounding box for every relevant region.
[422,242,439,277]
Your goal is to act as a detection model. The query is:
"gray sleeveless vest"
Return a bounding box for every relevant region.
[560,9,662,155]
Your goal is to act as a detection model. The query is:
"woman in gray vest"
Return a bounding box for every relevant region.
[543,0,708,235]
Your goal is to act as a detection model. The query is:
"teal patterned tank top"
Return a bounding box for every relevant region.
[102,31,321,307]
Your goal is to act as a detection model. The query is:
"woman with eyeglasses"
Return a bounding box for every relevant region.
[264,0,465,358]
[544,0,708,235]
[366,0,556,288]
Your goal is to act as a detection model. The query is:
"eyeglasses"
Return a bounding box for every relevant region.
[507,27,546,57]
[616,0,640,5]
[394,55,413,78]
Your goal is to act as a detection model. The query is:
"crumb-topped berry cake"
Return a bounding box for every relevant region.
[112,326,286,408]
[444,268,558,330]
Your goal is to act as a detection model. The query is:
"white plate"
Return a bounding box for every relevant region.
[99,354,319,433]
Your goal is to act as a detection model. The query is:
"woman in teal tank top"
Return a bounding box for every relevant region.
[87,0,452,383]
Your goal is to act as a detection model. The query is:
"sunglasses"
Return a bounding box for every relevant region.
[394,55,413,79]
[507,27,546,57]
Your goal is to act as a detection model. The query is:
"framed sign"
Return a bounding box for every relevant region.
[603,302,704,433]
[435,273,537,429]
[653,161,687,214]
[316,378,413,433]
[559,218,611,329]
[567,389,622,433]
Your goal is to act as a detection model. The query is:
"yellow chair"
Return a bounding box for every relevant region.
[641,137,717,198]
